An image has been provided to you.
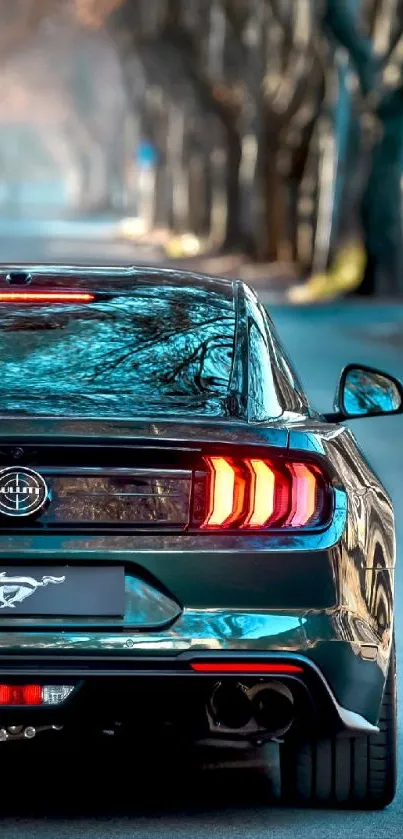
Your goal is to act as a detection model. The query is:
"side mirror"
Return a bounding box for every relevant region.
[324,364,403,422]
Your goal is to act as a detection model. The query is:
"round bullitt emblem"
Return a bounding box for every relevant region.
[0,467,49,518]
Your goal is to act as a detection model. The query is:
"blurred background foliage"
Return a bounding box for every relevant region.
[0,0,403,293]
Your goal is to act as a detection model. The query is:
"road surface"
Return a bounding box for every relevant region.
[0,230,402,838]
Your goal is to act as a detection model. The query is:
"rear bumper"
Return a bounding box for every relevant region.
[0,611,389,730]
[0,649,380,737]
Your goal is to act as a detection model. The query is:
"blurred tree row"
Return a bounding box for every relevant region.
[0,0,402,281]
[78,0,403,276]
[104,0,329,263]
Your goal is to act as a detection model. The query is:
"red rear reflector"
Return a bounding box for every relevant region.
[22,684,43,705]
[190,662,303,674]
[198,455,328,530]
[0,684,43,705]
[0,685,12,704]
[0,292,94,304]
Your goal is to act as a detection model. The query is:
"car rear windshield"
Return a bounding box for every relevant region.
[0,285,237,417]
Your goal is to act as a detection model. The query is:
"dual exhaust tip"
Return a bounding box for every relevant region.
[210,680,294,737]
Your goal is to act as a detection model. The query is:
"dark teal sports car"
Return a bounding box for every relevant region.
[0,266,400,808]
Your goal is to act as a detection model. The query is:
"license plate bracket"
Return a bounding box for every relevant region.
[0,566,125,616]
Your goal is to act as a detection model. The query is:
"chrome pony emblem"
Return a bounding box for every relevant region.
[0,467,49,518]
[0,572,66,609]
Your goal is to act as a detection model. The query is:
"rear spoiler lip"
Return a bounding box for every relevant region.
[0,420,290,448]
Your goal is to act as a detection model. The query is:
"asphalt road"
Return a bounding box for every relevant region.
[0,232,403,838]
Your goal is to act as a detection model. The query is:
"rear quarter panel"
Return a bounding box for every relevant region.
[289,422,395,651]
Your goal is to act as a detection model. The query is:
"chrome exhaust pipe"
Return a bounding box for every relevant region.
[210,682,253,729]
[251,681,294,737]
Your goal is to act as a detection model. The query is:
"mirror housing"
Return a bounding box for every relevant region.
[324,364,403,422]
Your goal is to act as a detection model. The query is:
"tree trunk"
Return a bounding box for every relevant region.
[359,98,403,295]
[221,125,242,250]
[255,124,287,262]
[237,128,261,258]
[188,150,205,234]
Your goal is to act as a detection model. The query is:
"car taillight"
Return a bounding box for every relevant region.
[0,685,74,706]
[193,455,330,530]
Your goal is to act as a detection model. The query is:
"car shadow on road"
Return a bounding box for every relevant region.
[0,740,396,838]
[1,742,276,815]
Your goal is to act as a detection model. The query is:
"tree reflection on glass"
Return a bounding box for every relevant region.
[0,285,237,417]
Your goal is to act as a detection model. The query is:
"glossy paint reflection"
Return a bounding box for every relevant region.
[242,285,311,419]
[342,367,402,416]
[288,425,395,657]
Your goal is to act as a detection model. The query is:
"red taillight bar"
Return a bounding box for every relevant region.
[0,292,95,304]
[203,457,247,527]
[198,455,328,530]
[244,458,275,527]
[190,662,304,674]
[0,684,42,705]
[0,684,74,705]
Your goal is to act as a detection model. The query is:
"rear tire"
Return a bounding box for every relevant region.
[280,644,397,809]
